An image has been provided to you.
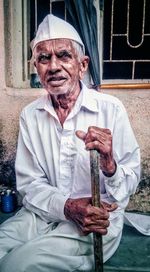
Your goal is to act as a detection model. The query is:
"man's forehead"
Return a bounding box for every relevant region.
[35,39,74,52]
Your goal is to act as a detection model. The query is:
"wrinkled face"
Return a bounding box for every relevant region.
[34,39,89,96]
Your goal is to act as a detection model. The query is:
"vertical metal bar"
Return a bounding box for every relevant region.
[64,2,67,21]
[21,0,25,81]
[50,0,52,14]
[110,0,114,61]
[90,150,103,272]
[35,0,38,32]
[132,60,135,80]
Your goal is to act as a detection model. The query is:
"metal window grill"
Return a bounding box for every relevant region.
[103,0,150,81]
[29,0,150,84]
[30,0,67,41]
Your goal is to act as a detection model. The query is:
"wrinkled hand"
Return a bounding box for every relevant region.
[64,197,118,235]
[76,126,116,177]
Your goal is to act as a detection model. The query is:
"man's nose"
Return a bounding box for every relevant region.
[48,55,61,73]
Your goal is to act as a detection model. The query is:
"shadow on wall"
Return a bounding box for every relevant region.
[0,117,17,189]
[127,157,150,213]
[0,138,16,188]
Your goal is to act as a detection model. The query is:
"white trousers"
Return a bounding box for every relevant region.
[0,207,123,272]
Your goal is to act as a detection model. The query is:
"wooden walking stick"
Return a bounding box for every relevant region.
[90,149,103,272]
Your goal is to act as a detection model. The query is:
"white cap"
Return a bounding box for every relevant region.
[32,14,85,53]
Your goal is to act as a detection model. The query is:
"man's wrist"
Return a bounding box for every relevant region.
[102,160,117,177]
[64,198,72,220]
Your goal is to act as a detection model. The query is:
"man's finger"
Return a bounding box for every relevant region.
[81,225,108,235]
[76,130,86,140]
[88,126,112,135]
[83,217,110,228]
[101,202,118,212]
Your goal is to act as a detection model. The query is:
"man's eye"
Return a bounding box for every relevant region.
[58,51,72,59]
[38,54,50,63]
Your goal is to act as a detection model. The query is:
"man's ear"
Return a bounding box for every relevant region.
[79,56,89,80]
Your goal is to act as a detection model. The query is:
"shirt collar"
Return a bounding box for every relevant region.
[35,81,99,113]
[80,82,99,113]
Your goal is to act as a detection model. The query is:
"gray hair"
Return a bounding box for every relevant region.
[70,40,85,61]
[33,39,85,62]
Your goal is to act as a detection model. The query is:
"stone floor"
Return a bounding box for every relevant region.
[104,225,150,272]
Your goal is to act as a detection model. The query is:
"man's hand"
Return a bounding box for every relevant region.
[64,197,118,235]
[76,127,116,177]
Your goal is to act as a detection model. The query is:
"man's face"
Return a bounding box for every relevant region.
[34,39,88,96]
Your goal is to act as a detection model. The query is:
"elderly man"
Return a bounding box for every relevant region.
[0,15,140,272]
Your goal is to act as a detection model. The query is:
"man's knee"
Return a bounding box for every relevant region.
[0,246,40,272]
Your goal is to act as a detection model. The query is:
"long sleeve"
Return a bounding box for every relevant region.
[103,102,140,206]
[15,113,68,223]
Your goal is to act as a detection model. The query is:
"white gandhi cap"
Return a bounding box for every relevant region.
[32,14,85,53]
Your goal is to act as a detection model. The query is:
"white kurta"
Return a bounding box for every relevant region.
[0,82,140,271]
[16,82,140,222]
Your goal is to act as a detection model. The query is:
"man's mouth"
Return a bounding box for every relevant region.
[47,76,67,86]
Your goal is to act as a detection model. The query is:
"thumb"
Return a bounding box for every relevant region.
[76,130,86,141]
[101,202,118,212]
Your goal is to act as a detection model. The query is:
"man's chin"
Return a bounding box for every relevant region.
[46,86,69,96]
